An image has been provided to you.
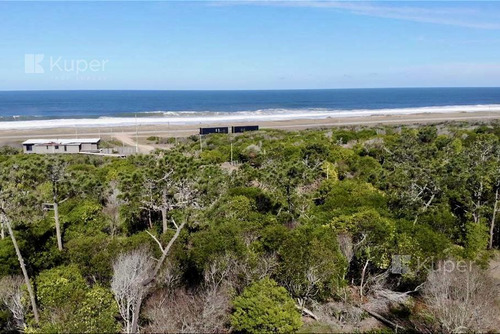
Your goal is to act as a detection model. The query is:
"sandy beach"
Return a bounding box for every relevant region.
[0,111,499,149]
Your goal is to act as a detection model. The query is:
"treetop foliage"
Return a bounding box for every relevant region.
[1,122,499,332]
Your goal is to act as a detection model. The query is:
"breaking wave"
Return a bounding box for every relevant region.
[0,104,499,130]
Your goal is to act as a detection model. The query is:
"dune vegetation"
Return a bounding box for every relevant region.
[0,123,499,333]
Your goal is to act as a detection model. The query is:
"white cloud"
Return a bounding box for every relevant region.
[212,1,500,30]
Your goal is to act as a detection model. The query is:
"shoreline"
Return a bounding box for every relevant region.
[1,104,500,130]
[0,111,499,147]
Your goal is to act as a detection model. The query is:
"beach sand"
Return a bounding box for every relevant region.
[0,111,499,148]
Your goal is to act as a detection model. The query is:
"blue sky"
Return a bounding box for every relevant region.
[1,1,500,90]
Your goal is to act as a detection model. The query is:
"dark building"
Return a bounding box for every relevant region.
[232,125,259,133]
[199,127,229,135]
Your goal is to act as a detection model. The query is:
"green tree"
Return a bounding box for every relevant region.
[330,209,396,296]
[231,278,302,333]
[278,226,347,301]
[45,157,68,251]
[35,265,119,333]
[36,265,88,311]
[67,286,120,333]
[35,265,87,330]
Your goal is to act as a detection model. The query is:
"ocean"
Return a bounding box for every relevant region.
[0,88,500,129]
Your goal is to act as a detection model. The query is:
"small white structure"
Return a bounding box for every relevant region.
[22,138,101,154]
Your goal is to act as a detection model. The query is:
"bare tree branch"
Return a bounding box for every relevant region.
[145,230,165,253]
[0,210,39,324]
[0,276,25,330]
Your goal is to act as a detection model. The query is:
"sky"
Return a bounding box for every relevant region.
[1,1,500,90]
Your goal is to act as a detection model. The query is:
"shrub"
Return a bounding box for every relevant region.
[201,149,226,163]
[231,278,302,333]
[278,226,347,300]
[67,286,120,333]
[239,144,263,166]
[423,260,499,333]
[35,266,119,333]
[146,136,159,142]
[36,265,88,310]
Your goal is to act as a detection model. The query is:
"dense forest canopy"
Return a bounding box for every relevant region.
[0,122,499,333]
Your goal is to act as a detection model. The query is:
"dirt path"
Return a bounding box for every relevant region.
[113,133,155,153]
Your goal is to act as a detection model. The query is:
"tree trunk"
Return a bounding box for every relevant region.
[414,193,436,226]
[474,181,483,224]
[362,307,405,331]
[147,209,152,229]
[161,188,168,234]
[161,208,167,235]
[489,188,499,249]
[130,291,143,334]
[360,259,370,297]
[53,201,63,251]
[130,220,186,333]
[3,214,39,324]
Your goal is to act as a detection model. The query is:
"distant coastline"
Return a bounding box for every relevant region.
[1,88,500,130]
[0,104,500,130]
[0,111,498,147]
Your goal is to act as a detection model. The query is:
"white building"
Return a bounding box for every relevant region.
[22,138,101,154]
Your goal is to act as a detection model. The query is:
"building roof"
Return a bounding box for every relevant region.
[22,138,101,145]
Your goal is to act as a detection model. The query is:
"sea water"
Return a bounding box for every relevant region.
[0,88,499,129]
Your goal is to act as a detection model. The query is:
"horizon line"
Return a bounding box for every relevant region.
[2,86,500,92]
